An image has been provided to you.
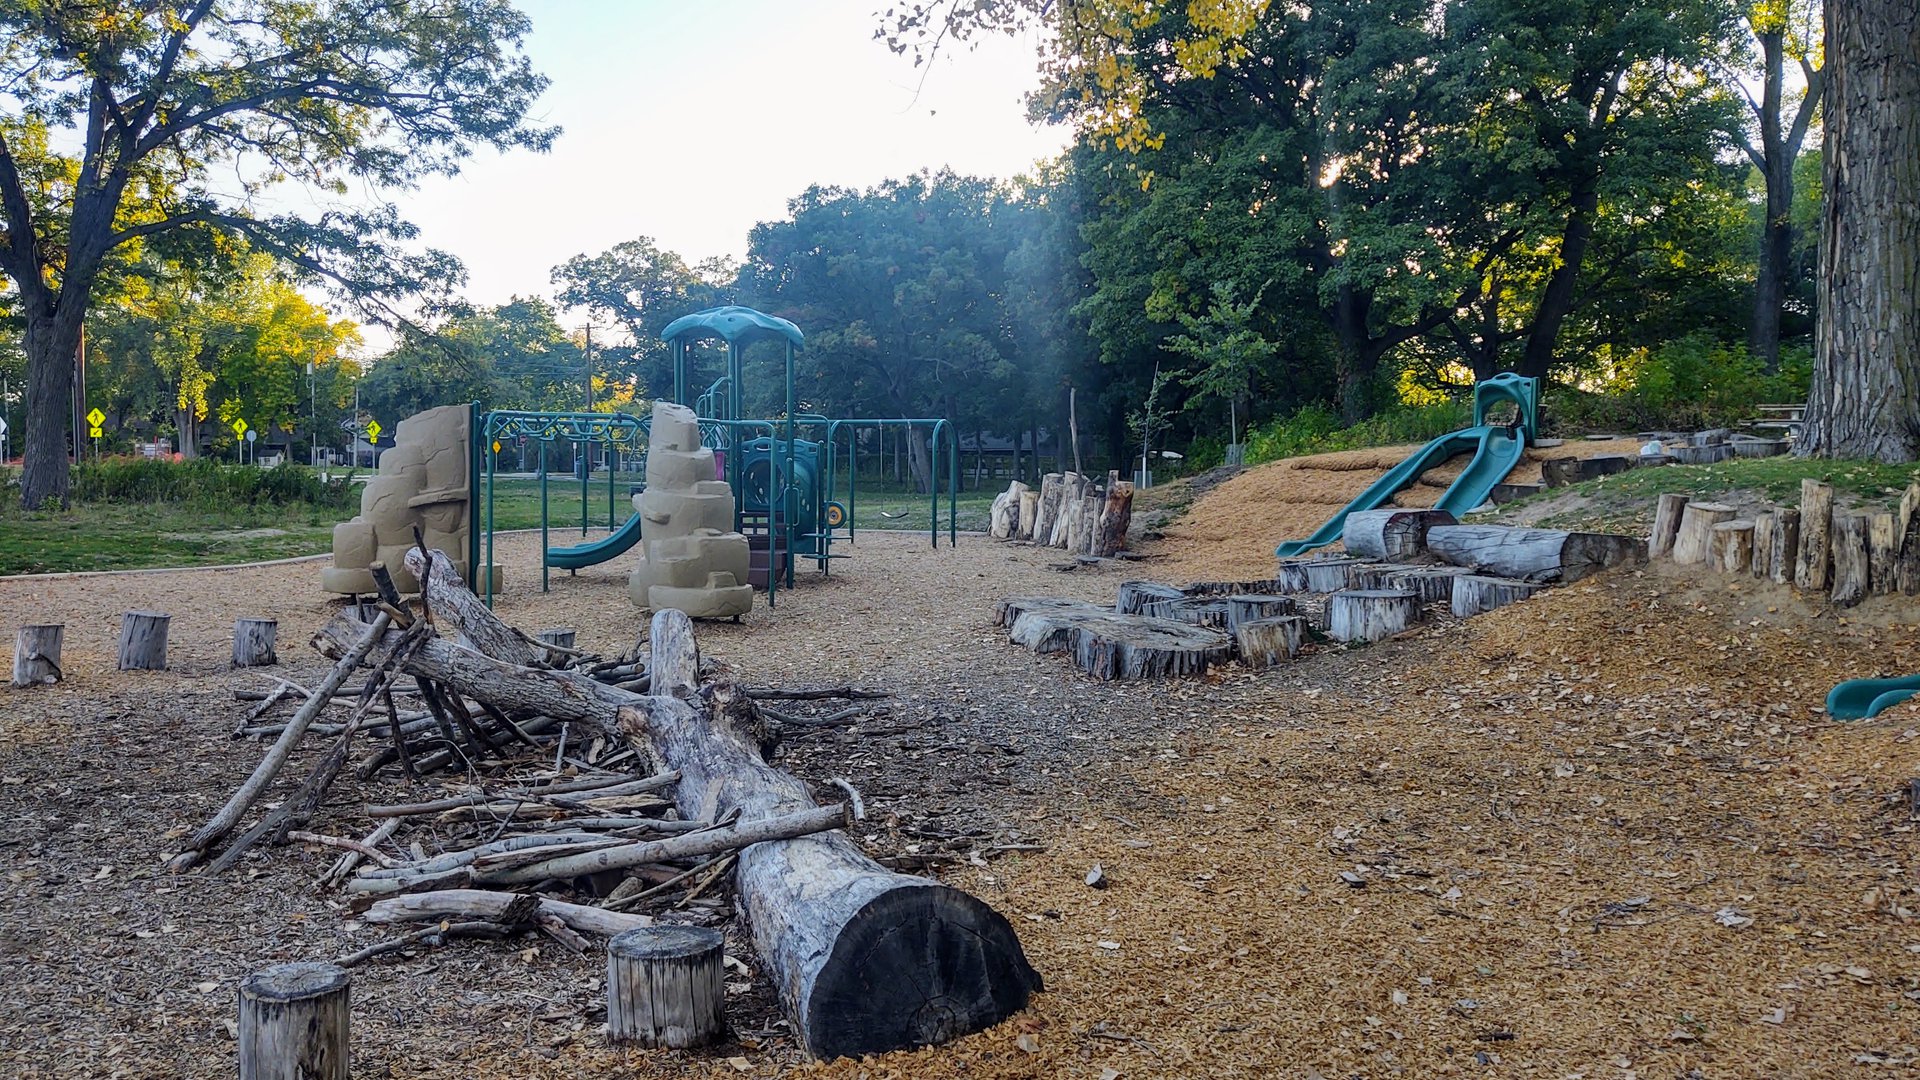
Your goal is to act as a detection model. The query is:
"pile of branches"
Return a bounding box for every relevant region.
[168,541,885,968]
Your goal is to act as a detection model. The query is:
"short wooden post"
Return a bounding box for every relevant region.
[1769,507,1801,584]
[1750,513,1776,579]
[1710,520,1755,574]
[116,610,171,671]
[1830,512,1871,608]
[1326,589,1418,643]
[10,624,64,687]
[1225,594,1296,634]
[237,962,350,1080]
[1649,493,1691,558]
[607,925,726,1049]
[232,618,279,668]
[1235,615,1306,668]
[1867,511,1899,594]
[1451,575,1547,617]
[1671,502,1735,565]
[1794,479,1835,591]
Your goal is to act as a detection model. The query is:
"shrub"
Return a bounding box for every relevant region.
[1245,399,1473,465]
[1547,335,1811,434]
[69,458,358,509]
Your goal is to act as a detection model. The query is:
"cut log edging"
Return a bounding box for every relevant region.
[1646,482,1920,601]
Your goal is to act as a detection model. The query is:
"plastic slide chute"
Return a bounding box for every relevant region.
[1825,674,1920,721]
[544,512,644,571]
[1275,374,1540,558]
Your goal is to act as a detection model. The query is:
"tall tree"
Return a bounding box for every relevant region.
[550,239,730,398]
[1799,0,1919,462]
[0,0,553,507]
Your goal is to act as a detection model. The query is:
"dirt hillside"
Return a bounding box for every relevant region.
[1145,438,1644,581]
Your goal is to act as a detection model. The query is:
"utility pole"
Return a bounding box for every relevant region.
[582,324,594,412]
[307,361,318,467]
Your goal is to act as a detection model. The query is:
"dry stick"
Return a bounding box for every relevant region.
[363,770,678,818]
[287,830,402,868]
[743,686,891,701]
[362,889,653,936]
[829,777,867,821]
[473,803,849,886]
[170,613,393,872]
[605,856,726,911]
[386,683,417,779]
[204,624,433,876]
[336,920,514,968]
[317,819,401,891]
[675,853,739,909]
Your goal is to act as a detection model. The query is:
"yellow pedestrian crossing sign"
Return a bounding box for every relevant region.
[85,408,105,427]
[231,417,248,437]
[366,419,382,441]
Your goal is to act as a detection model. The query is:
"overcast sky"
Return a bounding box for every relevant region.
[378,1,1068,326]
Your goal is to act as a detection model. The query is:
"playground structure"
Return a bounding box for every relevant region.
[471,305,962,607]
[1274,373,1540,558]
[623,401,753,618]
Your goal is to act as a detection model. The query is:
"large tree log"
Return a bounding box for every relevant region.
[1649,493,1690,558]
[10,624,63,688]
[625,610,1040,1058]
[1030,472,1065,543]
[1427,525,1647,582]
[1795,479,1835,591]
[1671,502,1736,565]
[1342,509,1457,562]
[405,547,540,666]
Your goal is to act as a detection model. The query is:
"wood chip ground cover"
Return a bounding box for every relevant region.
[2,526,1916,1078]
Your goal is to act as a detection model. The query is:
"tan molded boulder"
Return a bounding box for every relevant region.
[628,401,752,619]
[321,404,500,595]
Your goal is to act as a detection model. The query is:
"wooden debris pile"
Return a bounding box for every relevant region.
[988,469,1135,559]
[169,545,1039,1060]
[1652,480,1920,606]
[997,509,1648,678]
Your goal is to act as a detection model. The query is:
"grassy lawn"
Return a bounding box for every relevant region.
[1475,455,1920,533]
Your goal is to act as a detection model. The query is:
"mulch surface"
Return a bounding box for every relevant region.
[4,524,1917,1077]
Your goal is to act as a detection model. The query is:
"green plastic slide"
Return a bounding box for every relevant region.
[1274,425,1525,558]
[1825,675,1920,721]
[545,513,644,570]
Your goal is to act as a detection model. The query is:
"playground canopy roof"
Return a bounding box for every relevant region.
[660,305,805,350]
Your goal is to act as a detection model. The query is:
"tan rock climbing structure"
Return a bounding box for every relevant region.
[627,402,754,619]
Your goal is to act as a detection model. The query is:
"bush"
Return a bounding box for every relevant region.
[1547,336,1811,434]
[1244,399,1473,465]
[69,457,358,509]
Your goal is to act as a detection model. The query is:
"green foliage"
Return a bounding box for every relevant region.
[67,458,357,511]
[1547,335,1811,433]
[1244,399,1475,464]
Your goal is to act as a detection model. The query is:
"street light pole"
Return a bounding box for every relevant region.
[307,361,317,467]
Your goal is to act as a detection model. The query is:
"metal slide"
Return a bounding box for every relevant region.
[1273,424,1525,558]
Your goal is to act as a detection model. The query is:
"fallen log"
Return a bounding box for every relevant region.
[1342,509,1457,562]
[361,889,655,937]
[625,609,1041,1058]
[1427,525,1646,583]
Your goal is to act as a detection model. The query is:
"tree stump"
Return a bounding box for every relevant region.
[1795,480,1834,591]
[1451,576,1547,617]
[10,624,64,688]
[1770,507,1802,584]
[1274,561,1314,593]
[1542,455,1632,488]
[1899,494,1920,595]
[988,484,1022,539]
[237,962,350,1080]
[1093,480,1135,557]
[1428,525,1647,582]
[1750,513,1777,579]
[1830,512,1871,607]
[996,597,1234,679]
[1868,511,1899,594]
[607,925,726,1049]
[1326,589,1419,643]
[1670,503,1736,565]
[1030,473,1065,543]
[1383,566,1474,603]
[536,627,577,650]
[232,618,279,668]
[1301,558,1362,593]
[1342,509,1457,562]
[1649,493,1690,558]
[1225,594,1296,634]
[116,611,171,671]
[1017,489,1040,540]
[1181,579,1291,598]
[1235,615,1306,669]
[1048,473,1087,547]
[1710,520,1755,574]
[1142,596,1232,629]
[1114,581,1185,616]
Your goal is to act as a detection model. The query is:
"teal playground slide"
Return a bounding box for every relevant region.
[545,512,644,571]
[1825,675,1920,721]
[1275,374,1541,559]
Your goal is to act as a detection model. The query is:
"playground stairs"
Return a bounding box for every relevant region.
[740,509,792,589]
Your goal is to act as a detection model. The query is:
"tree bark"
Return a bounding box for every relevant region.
[10,624,64,688]
[19,303,86,510]
[1799,0,1920,462]
[1711,521,1755,574]
[237,963,350,1080]
[1234,615,1306,669]
[1093,478,1134,557]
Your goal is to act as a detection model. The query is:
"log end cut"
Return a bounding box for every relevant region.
[801,881,1043,1060]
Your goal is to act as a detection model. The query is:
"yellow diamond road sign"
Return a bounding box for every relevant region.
[366,419,382,441]
[231,418,248,437]
[85,407,105,428]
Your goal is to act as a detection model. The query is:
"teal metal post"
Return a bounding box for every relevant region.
[484,419,497,606]
[540,443,551,593]
[578,438,588,537]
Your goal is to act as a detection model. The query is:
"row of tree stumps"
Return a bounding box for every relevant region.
[989,469,1135,558]
[997,509,1650,680]
[1651,479,1920,606]
[8,614,281,686]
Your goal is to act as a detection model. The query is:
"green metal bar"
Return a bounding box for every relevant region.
[607,438,616,530]
[579,438,588,537]
[927,422,937,549]
[484,419,497,607]
[540,444,550,593]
